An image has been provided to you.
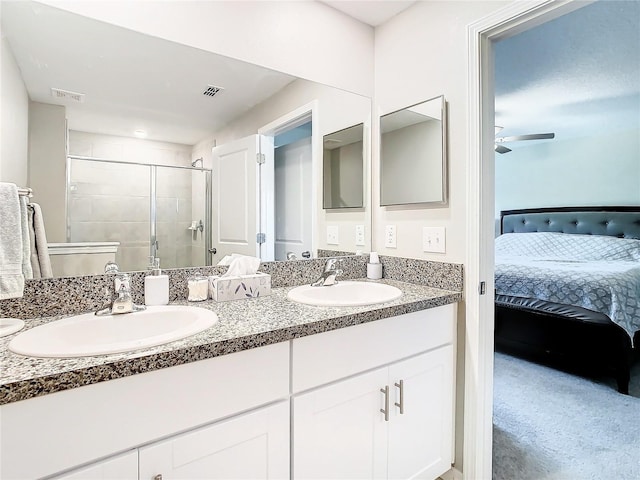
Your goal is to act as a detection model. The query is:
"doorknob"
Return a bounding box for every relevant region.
[208,248,217,254]
[302,251,311,258]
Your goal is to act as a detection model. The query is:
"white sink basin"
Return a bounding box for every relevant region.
[0,318,25,337]
[287,281,402,307]
[8,306,218,358]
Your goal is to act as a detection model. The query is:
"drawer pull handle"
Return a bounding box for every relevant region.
[380,385,390,421]
[394,379,405,414]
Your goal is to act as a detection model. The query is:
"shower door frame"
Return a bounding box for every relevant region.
[66,155,213,268]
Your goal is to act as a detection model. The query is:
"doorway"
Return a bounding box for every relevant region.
[273,121,313,261]
[465,1,591,478]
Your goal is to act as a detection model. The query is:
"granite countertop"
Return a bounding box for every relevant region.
[0,279,461,405]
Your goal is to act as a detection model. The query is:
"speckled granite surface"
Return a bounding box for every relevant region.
[0,279,461,405]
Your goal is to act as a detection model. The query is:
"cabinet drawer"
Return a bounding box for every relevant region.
[292,303,455,393]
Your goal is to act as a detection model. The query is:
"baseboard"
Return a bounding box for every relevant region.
[440,466,463,480]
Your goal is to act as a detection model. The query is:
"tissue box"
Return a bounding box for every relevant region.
[209,272,271,302]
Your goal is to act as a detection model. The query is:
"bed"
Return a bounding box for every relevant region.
[494,206,640,394]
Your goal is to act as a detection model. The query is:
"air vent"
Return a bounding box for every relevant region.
[203,85,224,97]
[51,87,85,103]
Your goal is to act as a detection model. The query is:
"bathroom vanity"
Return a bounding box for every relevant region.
[0,280,459,480]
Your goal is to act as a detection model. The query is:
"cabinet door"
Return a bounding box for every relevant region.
[139,401,289,480]
[293,367,389,479]
[387,346,454,480]
[49,450,138,480]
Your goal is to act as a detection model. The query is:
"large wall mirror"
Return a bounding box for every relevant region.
[323,123,365,209]
[380,95,447,206]
[1,1,371,277]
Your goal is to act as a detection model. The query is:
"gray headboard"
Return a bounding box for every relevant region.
[500,206,640,240]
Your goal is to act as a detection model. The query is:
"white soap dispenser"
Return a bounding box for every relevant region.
[144,257,169,306]
[367,252,383,280]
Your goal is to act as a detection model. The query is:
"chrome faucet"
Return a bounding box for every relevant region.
[311,258,344,287]
[96,273,146,316]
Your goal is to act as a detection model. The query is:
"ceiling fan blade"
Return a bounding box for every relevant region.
[496,133,555,143]
[495,144,511,154]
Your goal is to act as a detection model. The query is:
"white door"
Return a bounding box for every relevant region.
[274,136,313,261]
[139,401,289,480]
[49,451,138,480]
[211,135,268,262]
[387,346,454,480]
[293,367,389,479]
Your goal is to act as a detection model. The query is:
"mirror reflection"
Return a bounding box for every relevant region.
[380,95,447,206]
[323,123,365,209]
[1,1,371,277]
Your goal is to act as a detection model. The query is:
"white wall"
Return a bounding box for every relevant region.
[0,36,29,185]
[39,0,374,97]
[495,128,640,215]
[373,0,509,263]
[28,101,67,242]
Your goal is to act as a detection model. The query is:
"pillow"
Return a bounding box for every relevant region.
[495,232,640,262]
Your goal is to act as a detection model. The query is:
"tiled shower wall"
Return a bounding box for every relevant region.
[68,131,198,271]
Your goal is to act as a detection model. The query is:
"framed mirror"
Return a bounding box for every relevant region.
[323,123,364,209]
[1,1,371,277]
[380,95,447,206]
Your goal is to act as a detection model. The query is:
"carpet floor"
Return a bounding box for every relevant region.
[493,352,640,480]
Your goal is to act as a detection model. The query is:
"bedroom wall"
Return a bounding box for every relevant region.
[495,128,640,216]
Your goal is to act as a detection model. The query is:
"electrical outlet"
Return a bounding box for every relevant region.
[355,225,365,246]
[326,225,339,245]
[423,226,446,253]
[385,225,397,248]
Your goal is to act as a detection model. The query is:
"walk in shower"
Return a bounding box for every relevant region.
[66,155,212,272]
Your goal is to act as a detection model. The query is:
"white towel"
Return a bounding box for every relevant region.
[27,203,53,279]
[0,183,28,299]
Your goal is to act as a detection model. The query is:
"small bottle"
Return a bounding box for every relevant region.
[144,257,169,306]
[367,252,383,280]
[188,272,209,302]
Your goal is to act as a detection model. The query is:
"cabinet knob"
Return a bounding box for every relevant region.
[394,379,405,414]
[380,386,390,421]
[153,475,163,480]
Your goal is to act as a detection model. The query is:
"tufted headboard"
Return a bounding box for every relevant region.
[500,206,640,239]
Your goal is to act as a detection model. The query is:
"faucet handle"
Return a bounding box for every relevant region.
[115,273,131,293]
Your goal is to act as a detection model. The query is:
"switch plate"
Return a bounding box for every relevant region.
[326,225,339,245]
[423,226,446,253]
[355,225,365,246]
[385,225,397,248]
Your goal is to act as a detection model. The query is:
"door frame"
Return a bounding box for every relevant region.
[464,1,592,478]
[259,101,319,260]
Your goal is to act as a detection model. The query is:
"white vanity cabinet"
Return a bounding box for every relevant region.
[291,305,455,480]
[1,303,456,480]
[138,401,290,480]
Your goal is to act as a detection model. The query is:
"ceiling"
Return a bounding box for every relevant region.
[320,0,417,26]
[494,0,640,150]
[1,1,296,145]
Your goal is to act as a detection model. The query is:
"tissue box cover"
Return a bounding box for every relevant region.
[209,272,271,302]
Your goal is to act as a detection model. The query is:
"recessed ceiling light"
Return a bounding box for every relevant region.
[134,130,147,138]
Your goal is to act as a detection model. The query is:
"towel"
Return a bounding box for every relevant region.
[27,203,53,279]
[222,254,261,277]
[0,183,28,299]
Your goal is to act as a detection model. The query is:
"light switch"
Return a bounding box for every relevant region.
[423,226,446,253]
[355,225,365,246]
[385,225,397,248]
[327,225,339,245]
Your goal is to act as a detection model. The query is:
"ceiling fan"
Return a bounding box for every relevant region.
[494,126,555,154]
